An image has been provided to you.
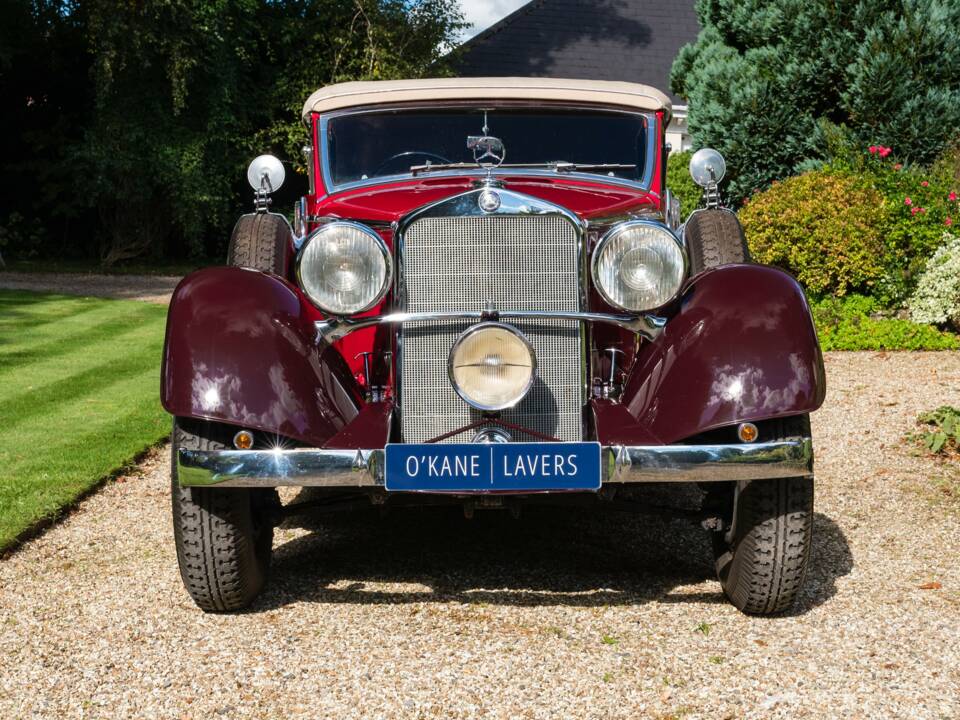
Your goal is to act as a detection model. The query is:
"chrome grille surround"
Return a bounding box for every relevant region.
[397,188,585,443]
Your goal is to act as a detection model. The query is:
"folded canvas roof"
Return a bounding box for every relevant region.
[302,77,671,123]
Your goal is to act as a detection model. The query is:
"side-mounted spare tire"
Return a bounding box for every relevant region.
[226,212,294,276]
[684,208,751,276]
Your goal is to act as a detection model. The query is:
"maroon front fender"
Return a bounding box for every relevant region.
[603,264,826,445]
[161,267,361,447]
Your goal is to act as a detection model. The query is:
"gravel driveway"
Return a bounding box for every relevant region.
[0,272,179,304]
[2,352,959,719]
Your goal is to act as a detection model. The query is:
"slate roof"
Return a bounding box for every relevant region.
[456,0,700,105]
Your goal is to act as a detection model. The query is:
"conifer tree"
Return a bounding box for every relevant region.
[671,0,960,199]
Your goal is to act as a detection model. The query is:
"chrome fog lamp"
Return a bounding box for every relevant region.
[591,221,686,312]
[688,148,726,188]
[448,323,536,411]
[298,221,392,316]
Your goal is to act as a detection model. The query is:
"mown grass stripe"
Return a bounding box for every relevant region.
[0,346,162,430]
[0,308,163,383]
[0,289,169,551]
[0,370,169,548]
[0,293,107,330]
[0,300,162,362]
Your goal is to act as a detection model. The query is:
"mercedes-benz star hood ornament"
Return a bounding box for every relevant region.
[466,111,506,168]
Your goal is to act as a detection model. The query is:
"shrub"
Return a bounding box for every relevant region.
[666,151,703,222]
[0,212,43,262]
[859,149,957,303]
[811,294,959,351]
[930,141,960,192]
[740,171,887,296]
[908,232,960,327]
[916,406,960,455]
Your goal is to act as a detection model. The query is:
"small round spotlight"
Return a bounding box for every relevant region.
[737,422,759,443]
[688,148,726,188]
[233,430,255,450]
[246,154,285,193]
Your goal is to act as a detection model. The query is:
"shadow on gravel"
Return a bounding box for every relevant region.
[256,491,852,613]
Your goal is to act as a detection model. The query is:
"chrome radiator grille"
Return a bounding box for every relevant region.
[400,214,583,443]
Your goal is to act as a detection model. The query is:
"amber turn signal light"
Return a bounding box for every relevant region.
[737,422,759,443]
[233,430,255,450]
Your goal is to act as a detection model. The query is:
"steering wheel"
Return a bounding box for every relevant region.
[372,151,453,176]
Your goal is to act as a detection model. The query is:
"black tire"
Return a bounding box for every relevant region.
[711,415,814,615]
[171,418,277,612]
[227,213,292,275]
[684,208,751,276]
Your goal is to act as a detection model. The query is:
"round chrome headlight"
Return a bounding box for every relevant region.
[448,323,536,411]
[591,221,686,312]
[298,221,391,315]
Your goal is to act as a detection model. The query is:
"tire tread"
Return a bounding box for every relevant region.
[685,209,751,275]
[717,415,813,615]
[171,419,273,612]
[226,213,291,275]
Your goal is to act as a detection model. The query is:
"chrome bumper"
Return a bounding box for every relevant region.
[176,440,813,488]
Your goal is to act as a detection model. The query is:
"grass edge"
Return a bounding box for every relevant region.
[0,433,170,557]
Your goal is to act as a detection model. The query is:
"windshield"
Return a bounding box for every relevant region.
[325,108,648,186]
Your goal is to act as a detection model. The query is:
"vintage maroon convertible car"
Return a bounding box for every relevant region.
[162,78,825,614]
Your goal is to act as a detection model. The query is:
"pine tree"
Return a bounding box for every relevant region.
[671,0,960,200]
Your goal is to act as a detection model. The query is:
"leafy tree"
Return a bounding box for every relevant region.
[17,0,464,265]
[671,0,960,200]
[255,0,465,167]
[740,170,888,296]
[0,0,91,258]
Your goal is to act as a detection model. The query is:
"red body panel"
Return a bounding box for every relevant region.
[322,401,393,449]
[314,175,660,224]
[603,264,826,445]
[161,267,363,447]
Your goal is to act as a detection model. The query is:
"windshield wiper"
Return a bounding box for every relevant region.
[409,162,636,176]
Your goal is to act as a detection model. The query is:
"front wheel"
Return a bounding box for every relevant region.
[711,416,814,615]
[171,418,277,612]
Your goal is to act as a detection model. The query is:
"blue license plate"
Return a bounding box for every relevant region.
[384,442,601,492]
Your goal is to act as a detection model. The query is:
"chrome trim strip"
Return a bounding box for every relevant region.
[315,310,666,345]
[176,439,812,488]
[323,168,654,198]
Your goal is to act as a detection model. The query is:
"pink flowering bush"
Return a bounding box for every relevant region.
[822,140,960,303]
[743,135,960,306]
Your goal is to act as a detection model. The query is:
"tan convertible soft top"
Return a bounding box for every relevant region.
[302,77,671,124]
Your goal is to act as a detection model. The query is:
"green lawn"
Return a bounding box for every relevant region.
[0,290,170,550]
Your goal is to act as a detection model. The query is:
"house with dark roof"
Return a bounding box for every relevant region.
[456,0,700,151]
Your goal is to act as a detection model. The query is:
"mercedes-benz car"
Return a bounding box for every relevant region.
[162,78,826,615]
